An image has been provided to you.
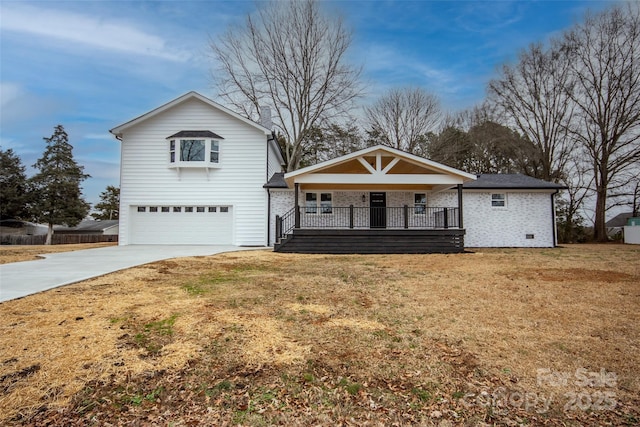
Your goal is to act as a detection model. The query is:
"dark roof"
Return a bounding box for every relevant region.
[263,172,288,188]
[463,174,566,190]
[167,130,224,139]
[605,212,635,228]
[263,172,565,190]
[55,220,119,232]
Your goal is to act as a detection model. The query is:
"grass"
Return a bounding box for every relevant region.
[0,244,638,425]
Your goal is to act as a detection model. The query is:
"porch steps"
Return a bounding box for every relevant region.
[274,229,465,254]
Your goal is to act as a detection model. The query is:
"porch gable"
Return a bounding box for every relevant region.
[284,145,476,191]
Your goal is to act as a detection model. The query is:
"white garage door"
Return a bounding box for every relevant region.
[129,205,233,245]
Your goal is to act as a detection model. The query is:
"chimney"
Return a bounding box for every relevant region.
[259,106,272,130]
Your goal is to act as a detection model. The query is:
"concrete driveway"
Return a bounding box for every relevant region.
[0,245,263,303]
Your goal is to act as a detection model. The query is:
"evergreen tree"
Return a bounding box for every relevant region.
[0,148,29,220]
[91,185,120,220]
[29,125,90,244]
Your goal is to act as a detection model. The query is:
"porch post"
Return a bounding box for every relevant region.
[403,205,409,229]
[294,182,300,229]
[349,205,354,229]
[457,184,464,228]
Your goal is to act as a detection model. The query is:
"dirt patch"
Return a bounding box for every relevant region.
[0,245,638,425]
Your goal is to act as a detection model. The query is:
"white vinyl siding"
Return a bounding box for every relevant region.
[118,97,269,245]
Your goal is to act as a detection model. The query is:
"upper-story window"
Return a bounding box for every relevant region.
[180,140,205,161]
[167,130,224,167]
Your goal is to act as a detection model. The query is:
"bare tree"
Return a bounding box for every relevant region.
[365,87,441,156]
[488,42,575,182]
[210,0,362,171]
[558,153,594,243]
[562,4,640,241]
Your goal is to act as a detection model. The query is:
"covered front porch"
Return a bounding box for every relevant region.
[268,145,476,254]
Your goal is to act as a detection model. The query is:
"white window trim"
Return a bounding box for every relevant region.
[491,193,507,209]
[304,192,333,214]
[168,138,222,169]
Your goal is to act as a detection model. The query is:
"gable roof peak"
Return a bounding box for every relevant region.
[110,91,271,137]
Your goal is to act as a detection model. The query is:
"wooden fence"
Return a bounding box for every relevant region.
[0,234,118,245]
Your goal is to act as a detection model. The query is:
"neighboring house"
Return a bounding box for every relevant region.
[54,220,119,236]
[266,145,565,252]
[0,220,48,237]
[605,212,635,237]
[112,92,564,252]
[110,92,284,245]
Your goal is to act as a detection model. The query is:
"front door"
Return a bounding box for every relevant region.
[370,192,386,228]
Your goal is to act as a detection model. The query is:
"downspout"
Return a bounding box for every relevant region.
[267,188,271,247]
[551,190,559,247]
[294,183,300,228]
[266,134,271,247]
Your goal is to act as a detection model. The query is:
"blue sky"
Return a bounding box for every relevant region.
[0,0,615,207]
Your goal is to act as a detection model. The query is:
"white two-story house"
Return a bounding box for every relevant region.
[110,92,284,246]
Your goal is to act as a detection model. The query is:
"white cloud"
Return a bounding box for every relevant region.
[0,82,22,108]
[0,3,190,62]
[84,133,115,141]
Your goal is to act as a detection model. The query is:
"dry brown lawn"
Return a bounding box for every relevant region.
[0,244,638,426]
[0,243,116,264]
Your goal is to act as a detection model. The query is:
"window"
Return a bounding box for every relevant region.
[170,140,176,163]
[169,136,221,166]
[210,140,219,163]
[161,207,170,212]
[491,193,506,208]
[137,206,146,212]
[414,193,426,214]
[149,206,158,213]
[220,206,229,213]
[305,193,317,214]
[185,207,194,213]
[208,206,217,213]
[320,193,332,214]
[305,192,332,214]
[173,206,182,212]
[197,207,205,213]
[180,140,205,161]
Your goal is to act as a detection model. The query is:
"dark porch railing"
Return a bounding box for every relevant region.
[275,207,296,241]
[276,206,459,241]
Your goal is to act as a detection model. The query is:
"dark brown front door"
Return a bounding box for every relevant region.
[370,192,386,228]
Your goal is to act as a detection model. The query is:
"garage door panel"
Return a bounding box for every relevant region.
[130,206,233,244]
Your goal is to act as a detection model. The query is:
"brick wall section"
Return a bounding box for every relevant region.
[269,190,294,246]
[270,189,556,247]
[430,190,555,247]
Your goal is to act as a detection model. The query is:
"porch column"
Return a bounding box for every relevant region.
[457,184,463,229]
[294,182,300,229]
